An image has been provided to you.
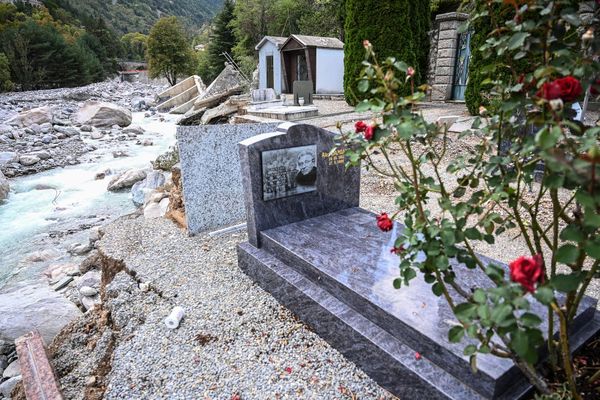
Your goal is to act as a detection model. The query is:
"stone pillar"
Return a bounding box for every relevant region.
[429,12,469,102]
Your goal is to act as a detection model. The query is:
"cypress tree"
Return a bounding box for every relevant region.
[206,0,235,83]
[344,0,430,105]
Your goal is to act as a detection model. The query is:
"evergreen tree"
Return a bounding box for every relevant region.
[146,16,195,86]
[0,52,13,92]
[343,0,430,105]
[205,0,235,83]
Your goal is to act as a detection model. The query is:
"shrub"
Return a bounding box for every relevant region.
[339,1,600,397]
[0,52,12,92]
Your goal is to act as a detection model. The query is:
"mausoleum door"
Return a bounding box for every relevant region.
[451,30,471,101]
[266,55,274,89]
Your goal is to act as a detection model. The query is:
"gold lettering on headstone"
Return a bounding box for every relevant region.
[321,149,345,166]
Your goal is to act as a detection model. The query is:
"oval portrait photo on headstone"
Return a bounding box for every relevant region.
[261,145,317,201]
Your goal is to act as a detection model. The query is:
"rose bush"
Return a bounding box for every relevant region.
[337,0,599,397]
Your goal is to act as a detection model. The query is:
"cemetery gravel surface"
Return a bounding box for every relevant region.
[46,215,397,400]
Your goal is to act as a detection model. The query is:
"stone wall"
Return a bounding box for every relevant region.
[428,12,469,102]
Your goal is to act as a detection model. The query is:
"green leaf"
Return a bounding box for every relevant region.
[357,79,369,93]
[560,225,584,242]
[556,244,579,264]
[508,32,529,50]
[520,313,542,328]
[491,304,512,325]
[393,278,402,289]
[477,305,491,321]
[473,289,486,304]
[432,282,444,297]
[511,330,529,359]
[534,286,554,305]
[355,100,371,112]
[550,273,583,293]
[584,242,600,259]
[464,344,477,356]
[464,228,482,240]
[454,303,478,322]
[448,326,465,343]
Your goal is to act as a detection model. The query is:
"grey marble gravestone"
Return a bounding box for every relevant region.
[236,124,600,399]
[177,123,280,235]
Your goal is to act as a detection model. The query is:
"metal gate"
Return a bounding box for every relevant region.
[452,30,471,101]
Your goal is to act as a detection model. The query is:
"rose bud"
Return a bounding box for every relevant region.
[363,39,372,49]
[354,120,367,133]
[478,106,488,116]
[390,245,405,255]
[376,212,394,232]
[509,254,545,293]
[364,124,376,141]
[549,98,563,111]
[407,67,415,78]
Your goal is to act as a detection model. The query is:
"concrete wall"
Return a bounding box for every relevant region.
[258,41,283,95]
[428,12,469,101]
[315,48,344,94]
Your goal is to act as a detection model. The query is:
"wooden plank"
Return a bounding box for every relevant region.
[15,330,64,400]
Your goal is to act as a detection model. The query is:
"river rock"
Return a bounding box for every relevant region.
[29,150,51,160]
[107,169,147,191]
[90,129,104,139]
[0,171,8,201]
[41,134,54,144]
[131,171,165,206]
[5,106,53,127]
[0,376,21,397]
[80,125,92,132]
[69,242,91,256]
[2,360,20,379]
[144,197,169,219]
[81,295,101,311]
[77,270,101,289]
[19,155,40,166]
[54,125,79,137]
[152,146,179,171]
[123,125,144,136]
[0,281,82,344]
[79,286,97,297]
[74,101,132,128]
[0,152,19,166]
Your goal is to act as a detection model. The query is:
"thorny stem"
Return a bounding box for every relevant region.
[551,302,581,400]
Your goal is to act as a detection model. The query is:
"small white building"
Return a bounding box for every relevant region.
[256,34,345,95]
[255,36,287,95]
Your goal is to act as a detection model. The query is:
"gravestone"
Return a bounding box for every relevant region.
[236,124,600,399]
[177,122,280,234]
[292,81,314,106]
[251,88,277,103]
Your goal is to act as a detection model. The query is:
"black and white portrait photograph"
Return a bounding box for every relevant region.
[261,145,317,201]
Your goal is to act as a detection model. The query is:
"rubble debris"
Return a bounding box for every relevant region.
[156,76,205,114]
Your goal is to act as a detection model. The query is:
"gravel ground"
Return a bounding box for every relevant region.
[46,216,396,400]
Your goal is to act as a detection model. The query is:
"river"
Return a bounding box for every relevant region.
[0,112,178,289]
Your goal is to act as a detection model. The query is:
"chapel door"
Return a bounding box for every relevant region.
[266,55,274,89]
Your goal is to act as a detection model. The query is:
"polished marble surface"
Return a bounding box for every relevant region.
[238,124,360,247]
[259,207,598,397]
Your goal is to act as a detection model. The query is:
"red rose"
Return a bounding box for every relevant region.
[536,81,562,100]
[376,212,393,232]
[509,254,545,293]
[390,245,405,255]
[555,76,583,102]
[355,120,367,133]
[364,124,376,141]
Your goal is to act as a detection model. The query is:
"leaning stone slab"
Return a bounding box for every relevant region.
[177,122,280,235]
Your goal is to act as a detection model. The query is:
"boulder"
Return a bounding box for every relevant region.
[107,169,147,191]
[0,376,21,397]
[79,286,97,297]
[123,125,144,136]
[0,152,19,166]
[0,281,82,344]
[152,146,179,171]
[19,155,40,166]
[2,360,19,379]
[144,197,169,219]
[130,171,165,206]
[90,130,104,139]
[0,171,8,201]
[74,101,132,128]
[53,125,79,137]
[5,106,53,127]
[77,270,101,290]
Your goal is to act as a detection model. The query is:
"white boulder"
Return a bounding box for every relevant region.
[0,171,8,201]
[107,169,147,191]
[131,171,165,206]
[0,281,82,344]
[5,106,53,127]
[74,101,132,128]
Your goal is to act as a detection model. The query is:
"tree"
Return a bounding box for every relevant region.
[0,52,13,92]
[121,32,148,61]
[205,0,235,83]
[343,0,430,105]
[146,16,194,86]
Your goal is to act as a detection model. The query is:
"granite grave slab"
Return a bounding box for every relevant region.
[236,124,600,399]
[177,123,280,234]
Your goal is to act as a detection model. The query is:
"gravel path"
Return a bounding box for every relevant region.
[48,216,396,400]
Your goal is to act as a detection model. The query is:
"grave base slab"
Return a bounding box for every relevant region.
[237,208,600,400]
